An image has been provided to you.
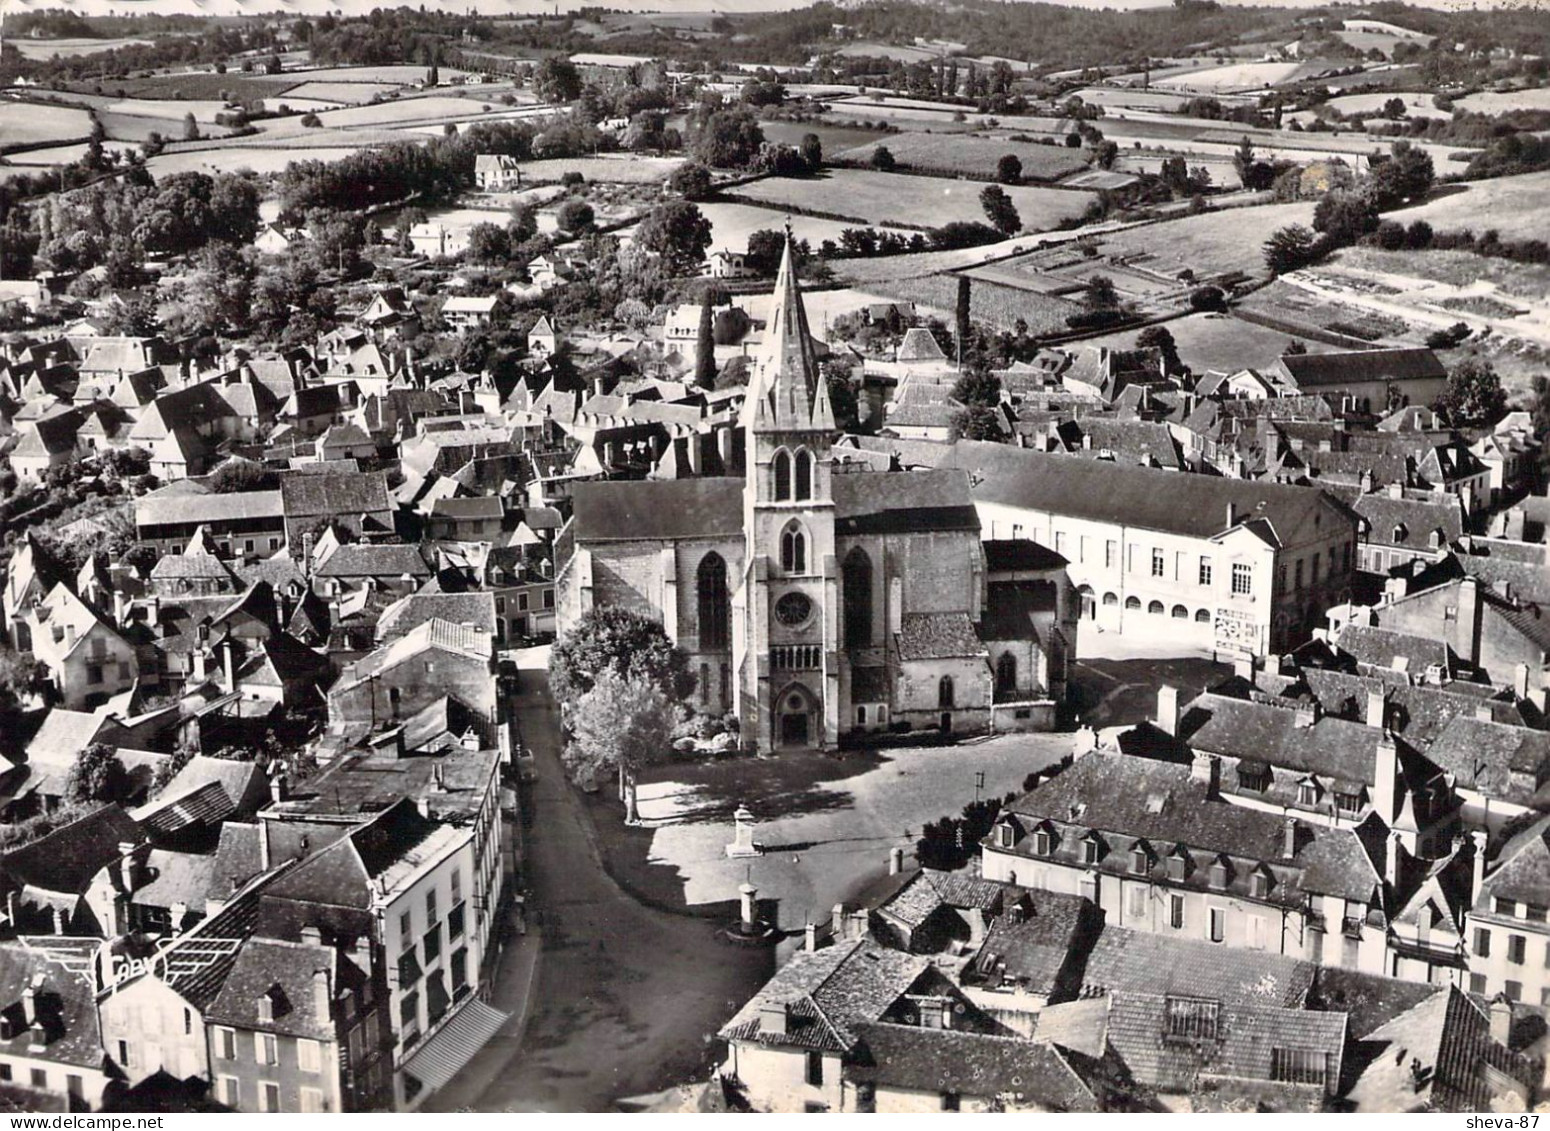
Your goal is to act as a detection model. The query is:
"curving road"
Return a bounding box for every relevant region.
[429,670,772,1113]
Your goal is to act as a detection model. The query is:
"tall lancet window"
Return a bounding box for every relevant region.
[794,450,813,501]
[773,449,792,501]
[781,522,807,574]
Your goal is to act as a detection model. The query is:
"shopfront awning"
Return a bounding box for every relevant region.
[401,998,509,1094]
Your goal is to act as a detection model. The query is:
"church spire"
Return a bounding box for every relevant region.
[742,231,834,434]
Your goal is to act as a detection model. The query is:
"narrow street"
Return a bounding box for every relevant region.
[428,670,773,1113]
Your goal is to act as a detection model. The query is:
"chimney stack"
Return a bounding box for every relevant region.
[1470,828,1488,909]
[1282,817,1298,860]
[1455,577,1481,667]
[1156,685,1179,737]
[1490,996,1513,1047]
[1294,701,1319,728]
[301,925,323,946]
[1190,751,1219,796]
[1365,690,1386,729]
[270,771,288,805]
[312,969,332,1024]
[805,922,817,952]
[1374,738,1399,824]
[146,595,160,627]
[1515,663,1531,701]
[831,903,846,940]
[888,846,905,875]
[1225,502,1238,529]
[118,842,143,891]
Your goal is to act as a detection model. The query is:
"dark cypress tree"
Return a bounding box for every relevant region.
[955,276,971,364]
[695,293,716,388]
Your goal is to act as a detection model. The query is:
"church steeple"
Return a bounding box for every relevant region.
[741,234,835,435]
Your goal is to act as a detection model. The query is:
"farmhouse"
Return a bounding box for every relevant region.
[474,154,522,191]
[442,296,500,331]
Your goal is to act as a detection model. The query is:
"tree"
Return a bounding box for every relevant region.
[826,368,859,430]
[463,221,509,264]
[555,199,594,234]
[996,154,1022,184]
[745,228,786,276]
[1263,224,1319,274]
[1531,376,1550,486]
[667,162,714,201]
[1313,191,1378,244]
[634,200,712,276]
[691,107,764,170]
[1434,358,1507,427]
[428,61,440,87]
[182,112,201,142]
[1137,325,1182,374]
[563,670,676,824]
[955,276,971,359]
[208,460,277,493]
[1383,96,1407,120]
[507,202,538,244]
[949,405,1004,442]
[66,742,131,804]
[800,132,823,173]
[299,113,322,128]
[979,185,1021,236]
[1189,285,1226,312]
[1085,274,1119,309]
[549,605,693,707]
[1094,140,1119,170]
[534,57,583,104]
[210,173,262,246]
[1370,140,1434,210]
[694,293,716,389]
[953,364,1002,408]
[101,291,160,337]
[870,145,896,172]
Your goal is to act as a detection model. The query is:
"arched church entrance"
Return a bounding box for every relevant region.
[776,683,818,748]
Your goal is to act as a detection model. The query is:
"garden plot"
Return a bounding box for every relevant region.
[512,155,684,184]
[728,169,1096,233]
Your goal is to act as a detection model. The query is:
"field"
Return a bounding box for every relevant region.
[311,95,501,129]
[689,202,907,256]
[9,36,153,59]
[832,131,1090,182]
[1334,246,1550,302]
[728,169,1096,233]
[145,147,364,178]
[756,119,890,152]
[6,141,137,166]
[1386,172,1550,242]
[281,65,469,84]
[1456,89,1550,115]
[103,98,233,123]
[834,42,940,64]
[865,273,1079,334]
[512,155,683,184]
[1076,311,1342,371]
[1069,87,1204,113]
[0,100,93,150]
[278,81,402,105]
[1152,61,1304,93]
[68,73,298,102]
[1326,91,1450,120]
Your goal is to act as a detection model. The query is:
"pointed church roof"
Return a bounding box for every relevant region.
[741,236,834,435]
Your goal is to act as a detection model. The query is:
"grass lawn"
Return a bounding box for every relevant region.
[1385,172,1550,243]
[1095,200,1318,280]
[1076,311,1342,372]
[867,273,1079,334]
[0,101,93,150]
[1457,88,1550,115]
[729,169,1096,233]
[833,131,1090,182]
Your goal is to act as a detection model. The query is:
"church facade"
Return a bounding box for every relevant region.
[557,241,1069,751]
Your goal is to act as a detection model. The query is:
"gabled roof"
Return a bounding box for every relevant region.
[848,1023,1101,1110]
[314,543,432,579]
[1278,348,1445,389]
[280,471,391,519]
[0,942,106,1069]
[572,477,743,543]
[1,804,144,896]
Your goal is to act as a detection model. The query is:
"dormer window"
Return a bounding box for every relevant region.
[1208,858,1229,890]
[1237,761,1271,793]
[1334,788,1363,815]
[1250,869,1272,900]
[1032,828,1053,857]
[1297,779,1320,808]
[997,822,1015,849]
[1129,843,1150,876]
[1082,833,1102,866]
[1166,847,1190,881]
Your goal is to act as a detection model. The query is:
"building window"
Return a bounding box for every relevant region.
[260,1081,280,1112]
[1083,836,1101,866]
[544,590,554,609]
[1238,763,1270,793]
[1164,997,1219,1041]
[856,706,867,726]
[400,911,413,942]
[1209,860,1228,889]
[1298,780,1319,807]
[297,1039,321,1073]
[1169,894,1185,930]
[1475,928,1492,958]
[1271,1049,1328,1088]
[1247,915,1266,950]
[257,1033,278,1066]
[780,523,807,573]
[1294,560,1303,590]
[1147,600,1165,615]
[1105,540,1117,569]
[449,902,465,941]
[300,1088,324,1114]
[1151,548,1165,578]
[697,553,731,650]
[1127,885,1146,920]
[1199,557,1213,586]
[805,1051,824,1087]
[1508,934,1527,965]
[1232,563,1252,596]
[773,450,791,500]
[426,888,438,926]
[424,925,442,964]
[1055,531,1067,555]
[996,652,1017,697]
[117,1040,132,1067]
[938,675,955,709]
[87,664,102,685]
[1210,908,1226,943]
[215,1027,236,1061]
[1506,980,1523,1002]
[1130,846,1149,875]
[1033,829,1052,857]
[843,547,873,650]
[941,1093,961,1111]
[1495,897,1517,917]
[1470,973,1488,994]
[1334,790,1362,815]
[1250,871,1271,900]
[219,1077,239,1107]
[793,450,814,500]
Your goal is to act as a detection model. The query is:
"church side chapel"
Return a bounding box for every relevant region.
[558,237,1077,752]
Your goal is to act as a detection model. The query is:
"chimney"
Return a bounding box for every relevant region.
[1365,690,1386,729]
[1282,817,1298,860]
[113,589,128,626]
[739,883,758,932]
[222,641,235,690]
[1455,577,1481,666]
[146,595,160,627]
[301,925,323,946]
[805,922,817,952]
[1156,685,1179,737]
[759,1001,789,1037]
[1374,738,1399,823]
[1190,751,1219,796]
[118,843,142,890]
[1294,701,1319,728]
[1475,704,1495,722]
[1359,468,1373,494]
[1385,829,1404,886]
[831,902,846,939]
[20,983,35,1028]
[1515,663,1531,701]
[1470,828,1488,904]
[313,968,332,1024]
[888,846,905,875]
[1225,502,1238,529]
[1388,482,1405,500]
[270,771,287,805]
[1233,655,1255,682]
[352,936,373,976]
[416,796,431,818]
[1490,996,1513,1047]
[1383,576,1408,604]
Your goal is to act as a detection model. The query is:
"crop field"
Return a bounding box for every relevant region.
[1386,172,1550,242]
[103,98,233,123]
[1153,61,1304,93]
[282,65,470,84]
[866,273,1079,334]
[6,141,137,166]
[0,100,93,150]
[279,81,401,105]
[74,73,298,101]
[1069,88,1201,113]
[145,146,364,178]
[832,131,1090,182]
[1326,91,1450,120]
[10,36,153,59]
[728,169,1095,233]
[1078,311,1342,371]
[1334,247,1550,301]
[690,201,905,256]
[834,42,940,64]
[1236,280,1418,347]
[757,120,891,152]
[513,155,683,184]
[311,95,497,128]
[1457,89,1550,115]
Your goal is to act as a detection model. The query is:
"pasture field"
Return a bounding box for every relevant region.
[1070,87,1205,113]
[1327,91,1450,119]
[70,73,298,101]
[103,98,233,123]
[278,81,401,105]
[311,95,498,129]
[728,169,1096,233]
[757,120,891,152]
[1335,246,1550,302]
[1077,200,1317,281]
[690,202,906,256]
[832,131,1090,182]
[834,42,940,64]
[514,155,683,184]
[145,146,363,178]
[1386,172,1550,243]
[10,36,153,59]
[6,141,136,166]
[867,273,1078,334]
[282,65,470,84]
[1153,61,1304,93]
[1080,311,1342,372]
[1456,89,1550,115]
[0,100,93,149]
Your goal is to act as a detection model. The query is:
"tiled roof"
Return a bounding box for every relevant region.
[848,1022,1100,1110]
[1182,692,1385,785]
[131,848,221,913]
[1424,716,1550,805]
[832,469,980,536]
[280,470,391,518]
[970,893,1093,995]
[206,938,357,1040]
[983,540,1068,573]
[1475,814,1550,911]
[1300,668,1526,746]
[135,489,284,529]
[718,938,928,1053]
[875,868,1008,932]
[1279,348,1445,388]
[981,582,1060,642]
[1,804,144,896]
[1353,493,1464,550]
[1306,965,1442,1039]
[342,617,493,689]
[897,612,985,660]
[941,441,1350,548]
[895,328,948,362]
[572,477,744,542]
[377,592,497,643]
[1335,623,1452,676]
[0,943,106,1069]
[314,543,432,579]
[1080,924,1315,1007]
[134,780,237,836]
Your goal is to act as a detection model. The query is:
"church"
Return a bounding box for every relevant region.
[556,239,1075,752]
